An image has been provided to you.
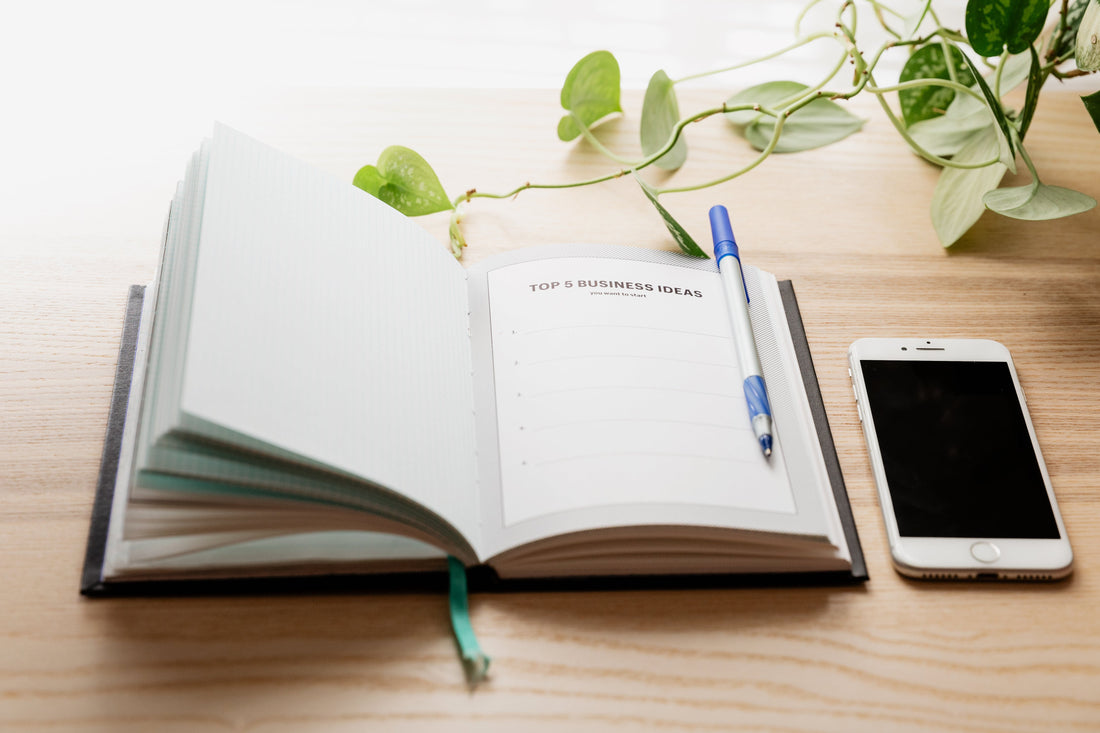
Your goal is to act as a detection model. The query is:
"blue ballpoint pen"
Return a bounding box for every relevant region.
[708,204,774,458]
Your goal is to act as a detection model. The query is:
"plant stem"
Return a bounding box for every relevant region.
[454,102,753,204]
[657,116,792,194]
[1012,126,1042,184]
[656,1,864,193]
[869,78,985,101]
[673,32,834,85]
[926,4,945,29]
[868,2,901,40]
[571,112,641,166]
[993,49,1008,98]
[939,35,959,83]
[452,172,629,203]
[865,70,1001,169]
[477,1,974,203]
[658,5,869,194]
[795,0,827,36]
[841,0,857,36]
[828,13,996,170]
[444,0,1053,245]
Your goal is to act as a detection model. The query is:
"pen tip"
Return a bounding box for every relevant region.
[759,434,773,458]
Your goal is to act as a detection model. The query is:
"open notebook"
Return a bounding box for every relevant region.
[82,125,866,594]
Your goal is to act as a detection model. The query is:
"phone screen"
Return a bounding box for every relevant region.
[859,359,1060,539]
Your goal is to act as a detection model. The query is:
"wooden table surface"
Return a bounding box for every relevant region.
[3,82,1100,731]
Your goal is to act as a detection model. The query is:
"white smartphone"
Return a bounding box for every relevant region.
[848,338,1073,580]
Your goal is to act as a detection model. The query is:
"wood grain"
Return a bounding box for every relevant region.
[2,88,1098,732]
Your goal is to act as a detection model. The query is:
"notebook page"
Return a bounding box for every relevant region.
[467,247,831,558]
[489,256,796,520]
[176,125,480,548]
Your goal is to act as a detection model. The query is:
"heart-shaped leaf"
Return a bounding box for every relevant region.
[899,44,977,126]
[1077,0,1100,71]
[930,126,1008,246]
[746,103,865,154]
[984,182,1097,219]
[352,165,387,197]
[727,82,864,153]
[634,176,708,258]
[965,0,1049,56]
[640,69,687,170]
[353,146,453,217]
[557,51,623,142]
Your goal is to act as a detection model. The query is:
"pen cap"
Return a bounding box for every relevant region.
[708,205,739,262]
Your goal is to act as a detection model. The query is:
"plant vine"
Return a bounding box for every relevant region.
[354,0,1100,257]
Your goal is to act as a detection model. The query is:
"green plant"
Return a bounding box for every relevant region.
[354,0,1100,257]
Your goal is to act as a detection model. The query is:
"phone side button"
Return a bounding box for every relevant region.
[855,403,864,422]
[970,541,1001,563]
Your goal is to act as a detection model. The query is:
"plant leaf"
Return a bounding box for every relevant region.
[1083,89,1100,133]
[744,100,865,153]
[908,109,993,157]
[965,0,1049,56]
[936,53,1024,116]
[930,126,1008,246]
[1078,0,1100,71]
[725,81,807,125]
[557,50,623,142]
[1017,45,1042,139]
[899,44,977,126]
[957,51,1017,170]
[353,146,453,217]
[640,70,687,170]
[727,81,864,152]
[908,81,997,157]
[984,182,1097,219]
[948,51,1031,119]
[634,175,708,258]
[352,165,387,197]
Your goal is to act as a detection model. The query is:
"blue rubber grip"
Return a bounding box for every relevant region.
[743,375,771,419]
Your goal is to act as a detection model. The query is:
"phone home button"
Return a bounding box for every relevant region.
[970,541,1001,563]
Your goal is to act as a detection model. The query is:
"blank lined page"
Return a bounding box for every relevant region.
[177,125,479,543]
[485,257,797,526]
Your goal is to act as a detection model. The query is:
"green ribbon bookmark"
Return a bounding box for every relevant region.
[447,556,490,683]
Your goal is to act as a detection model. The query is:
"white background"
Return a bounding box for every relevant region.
[2,0,953,244]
